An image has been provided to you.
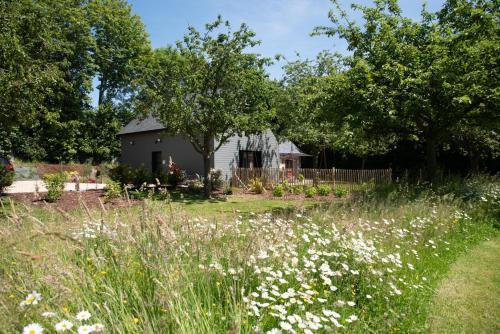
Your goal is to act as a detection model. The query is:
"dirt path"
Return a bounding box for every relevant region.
[428,235,500,334]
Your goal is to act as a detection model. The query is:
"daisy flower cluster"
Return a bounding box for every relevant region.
[192,207,458,333]
[71,220,119,240]
[19,291,104,334]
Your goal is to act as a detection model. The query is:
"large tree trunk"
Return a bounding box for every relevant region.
[312,150,320,169]
[203,154,212,198]
[425,139,438,182]
[202,135,212,198]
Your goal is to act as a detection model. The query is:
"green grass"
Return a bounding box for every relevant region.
[0,177,498,333]
[429,236,500,334]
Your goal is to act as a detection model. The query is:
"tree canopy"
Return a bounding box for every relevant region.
[311,0,499,178]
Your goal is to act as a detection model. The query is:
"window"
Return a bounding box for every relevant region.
[285,159,293,169]
[239,150,262,168]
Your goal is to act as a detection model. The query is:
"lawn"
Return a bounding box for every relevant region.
[0,177,498,333]
[429,236,500,334]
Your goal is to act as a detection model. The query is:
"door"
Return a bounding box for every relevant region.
[152,151,162,174]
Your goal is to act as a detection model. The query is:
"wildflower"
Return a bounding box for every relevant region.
[42,311,57,318]
[279,321,293,331]
[92,323,105,332]
[77,325,94,334]
[23,323,44,334]
[346,314,358,323]
[55,320,73,332]
[267,329,282,334]
[76,310,92,321]
[20,291,42,307]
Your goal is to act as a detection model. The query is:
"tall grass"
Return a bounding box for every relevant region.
[0,176,498,333]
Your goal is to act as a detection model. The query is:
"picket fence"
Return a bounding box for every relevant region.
[231,167,392,191]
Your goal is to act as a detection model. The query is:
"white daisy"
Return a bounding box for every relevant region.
[77,325,94,334]
[20,291,42,307]
[42,311,57,318]
[92,323,105,333]
[55,320,74,332]
[76,310,92,321]
[23,323,44,334]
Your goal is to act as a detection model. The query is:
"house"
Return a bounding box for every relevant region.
[278,140,310,170]
[117,117,309,181]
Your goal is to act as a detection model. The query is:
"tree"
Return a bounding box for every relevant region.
[316,0,499,180]
[276,52,339,167]
[138,17,275,197]
[277,52,394,168]
[0,0,92,134]
[86,0,151,162]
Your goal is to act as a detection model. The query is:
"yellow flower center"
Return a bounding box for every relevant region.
[28,330,36,334]
[26,297,34,304]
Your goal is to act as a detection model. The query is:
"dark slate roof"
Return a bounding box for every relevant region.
[278,140,310,156]
[117,116,166,136]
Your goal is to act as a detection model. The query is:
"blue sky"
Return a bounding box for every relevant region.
[91,1,445,104]
[128,0,445,78]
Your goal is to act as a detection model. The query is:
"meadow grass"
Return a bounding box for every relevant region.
[0,177,498,333]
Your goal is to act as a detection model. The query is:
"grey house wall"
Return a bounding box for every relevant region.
[119,128,279,182]
[214,129,280,181]
[120,131,205,175]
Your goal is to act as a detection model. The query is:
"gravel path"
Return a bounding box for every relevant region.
[5,180,106,193]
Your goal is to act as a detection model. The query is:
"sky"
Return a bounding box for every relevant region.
[91,0,445,104]
[128,0,445,78]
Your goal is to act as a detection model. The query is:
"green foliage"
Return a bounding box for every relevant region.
[315,0,500,179]
[0,0,150,164]
[109,164,134,187]
[334,186,349,198]
[223,186,233,195]
[138,16,274,197]
[304,186,317,198]
[43,173,66,202]
[210,169,224,190]
[168,163,186,187]
[186,177,204,192]
[272,184,284,197]
[317,184,331,196]
[109,164,153,189]
[0,168,14,193]
[104,179,122,201]
[290,185,304,195]
[249,178,265,194]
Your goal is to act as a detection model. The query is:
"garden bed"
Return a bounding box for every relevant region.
[6,190,137,211]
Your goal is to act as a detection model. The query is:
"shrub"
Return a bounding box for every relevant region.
[305,186,317,198]
[291,185,304,195]
[249,178,265,194]
[223,186,233,195]
[210,169,224,190]
[317,184,331,196]
[131,166,153,189]
[298,174,305,183]
[186,177,204,192]
[105,180,122,201]
[272,184,284,197]
[334,185,349,198]
[109,164,134,187]
[43,173,66,202]
[168,163,186,186]
[0,167,14,193]
[153,170,169,185]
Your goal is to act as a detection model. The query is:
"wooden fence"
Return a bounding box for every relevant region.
[231,167,392,191]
